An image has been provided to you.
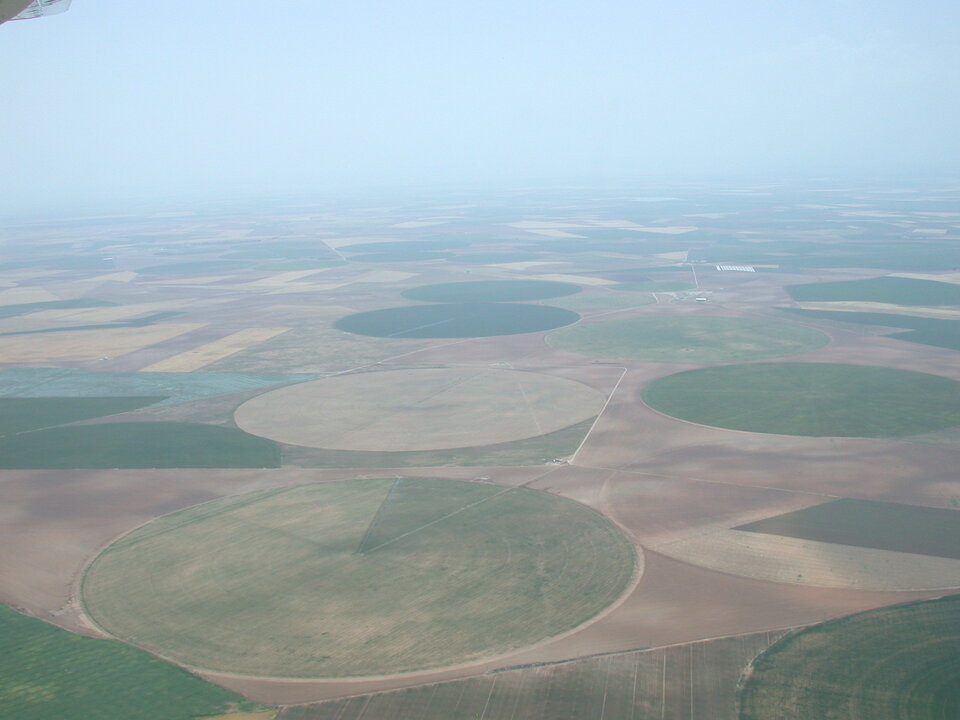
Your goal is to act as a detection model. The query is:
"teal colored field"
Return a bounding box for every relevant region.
[787,276,960,305]
[0,603,263,720]
[401,279,581,303]
[642,363,960,437]
[737,499,960,559]
[0,422,281,468]
[0,396,164,435]
[547,317,828,363]
[82,479,635,677]
[335,302,579,338]
[739,596,960,720]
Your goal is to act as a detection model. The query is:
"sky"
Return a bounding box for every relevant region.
[1,0,959,213]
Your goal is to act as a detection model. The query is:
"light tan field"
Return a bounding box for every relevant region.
[352,270,417,283]
[247,270,332,287]
[797,301,960,317]
[0,286,61,305]
[0,323,204,363]
[141,327,291,372]
[390,220,448,228]
[656,250,689,261]
[491,260,570,270]
[0,300,191,331]
[521,228,587,238]
[892,271,960,284]
[654,530,960,590]
[628,226,698,234]
[234,368,606,451]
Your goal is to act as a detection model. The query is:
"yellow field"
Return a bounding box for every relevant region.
[0,287,61,305]
[655,529,960,590]
[0,323,204,362]
[247,270,332,287]
[235,367,606,451]
[142,327,290,372]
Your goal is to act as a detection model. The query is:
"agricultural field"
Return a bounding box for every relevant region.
[547,316,828,363]
[234,368,606,451]
[739,596,960,720]
[736,498,960,559]
[334,302,580,337]
[4,185,960,715]
[0,421,281,468]
[81,479,636,677]
[401,279,581,302]
[641,362,960,437]
[0,603,266,720]
[787,276,960,305]
[281,629,785,720]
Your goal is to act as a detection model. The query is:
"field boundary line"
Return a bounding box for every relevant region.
[355,477,403,554]
[570,367,628,464]
[362,486,518,554]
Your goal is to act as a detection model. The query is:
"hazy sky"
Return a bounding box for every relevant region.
[1,0,958,213]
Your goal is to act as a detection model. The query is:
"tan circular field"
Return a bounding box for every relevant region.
[235,368,607,451]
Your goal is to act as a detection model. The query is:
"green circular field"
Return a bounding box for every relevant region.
[642,362,960,437]
[335,302,580,338]
[739,596,960,720]
[547,316,828,363]
[82,478,636,678]
[401,280,581,303]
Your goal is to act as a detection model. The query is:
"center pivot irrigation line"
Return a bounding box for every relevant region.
[355,476,404,554]
[362,486,518,555]
[570,367,628,465]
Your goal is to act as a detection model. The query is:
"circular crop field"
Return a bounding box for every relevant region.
[82,478,637,678]
[642,362,960,437]
[401,279,581,303]
[235,368,606,451]
[334,302,579,338]
[739,596,960,719]
[547,316,828,363]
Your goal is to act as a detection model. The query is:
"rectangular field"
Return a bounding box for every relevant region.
[736,498,960,559]
[141,327,290,372]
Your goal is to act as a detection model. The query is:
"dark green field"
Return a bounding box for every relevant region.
[739,596,960,720]
[787,276,960,305]
[547,317,828,363]
[401,279,581,302]
[737,498,960,559]
[0,298,116,320]
[0,603,263,720]
[641,362,960,437]
[0,396,164,435]
[780,307,960,351]
[0,421,281,468]
[335,302,580,338]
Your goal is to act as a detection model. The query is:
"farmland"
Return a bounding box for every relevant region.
[82,479,636,677]
[736,498,960,559]
[0,602,264,720]
[787,276,960,305]
[547,316,828,363]
[739,596,960,720]
[334,302,580,337]
[235,368,606,451]
[281,630,785,720]
[401,279,581,302]
[641,362,960,437]
[0,395,164,435]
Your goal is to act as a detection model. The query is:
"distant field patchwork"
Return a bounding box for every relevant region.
[642,362,960,437]
[739,596,960,720]
[401,279,581,302]
[548,317,828,363]
[82,479,636,677]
